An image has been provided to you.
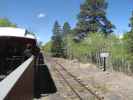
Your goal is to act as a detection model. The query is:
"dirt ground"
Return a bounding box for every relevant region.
[41,58,133,100]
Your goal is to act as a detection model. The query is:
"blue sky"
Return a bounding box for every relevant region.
[0,0,133,44]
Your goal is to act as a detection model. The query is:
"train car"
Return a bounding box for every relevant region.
[0,27,56,100]
[0,27,38,100]
[0,27,37,77]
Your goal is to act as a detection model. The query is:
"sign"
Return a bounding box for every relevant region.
[100,52,109,58]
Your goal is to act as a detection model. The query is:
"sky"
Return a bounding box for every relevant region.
[0,0,133,44]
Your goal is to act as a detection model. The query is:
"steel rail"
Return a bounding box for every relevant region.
[54,60,103,100]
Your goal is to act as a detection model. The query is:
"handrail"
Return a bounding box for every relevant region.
[0,56,34,100]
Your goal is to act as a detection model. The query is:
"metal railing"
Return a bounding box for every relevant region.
[0,56,34,100]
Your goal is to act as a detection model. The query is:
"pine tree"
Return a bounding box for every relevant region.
[126,11,133,54]
[62,22,72,58]
[51,21,65,57]
[76,0,114,36]
[124,11,133,68]
[63,22,71,36]
[129,11,133,32]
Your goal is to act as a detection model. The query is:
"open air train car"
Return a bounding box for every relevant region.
[0,27,37,77]
[0,27,56,100]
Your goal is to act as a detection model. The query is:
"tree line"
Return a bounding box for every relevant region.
[51,0,114,57]
[0,18,17,27]
[50,0,132,57]
[49,0,133,74]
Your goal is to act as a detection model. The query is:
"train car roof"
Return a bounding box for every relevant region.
[0,27,36,39]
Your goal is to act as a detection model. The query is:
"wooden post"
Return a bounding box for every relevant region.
[103,57,106,71]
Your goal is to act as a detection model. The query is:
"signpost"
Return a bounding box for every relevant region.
[100,52,109,71]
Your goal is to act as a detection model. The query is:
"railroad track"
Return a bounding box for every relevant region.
[50,59,104,100]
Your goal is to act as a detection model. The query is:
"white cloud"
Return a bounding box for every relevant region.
[37,13,46,18]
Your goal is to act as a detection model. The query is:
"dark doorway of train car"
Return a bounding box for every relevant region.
[0,36,36,81]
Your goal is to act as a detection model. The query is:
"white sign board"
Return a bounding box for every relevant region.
[100,52,109,58]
